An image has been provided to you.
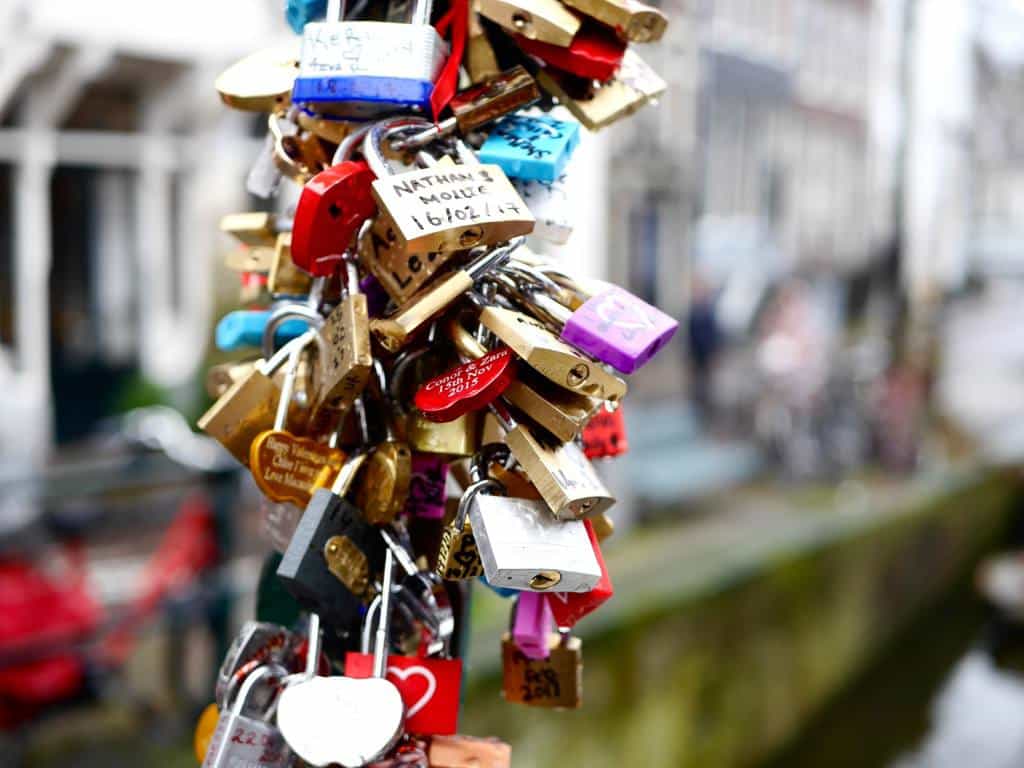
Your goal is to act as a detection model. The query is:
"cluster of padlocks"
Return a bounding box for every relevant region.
[195,0,675,764]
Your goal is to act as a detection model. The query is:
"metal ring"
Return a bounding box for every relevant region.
[260,303,323,360]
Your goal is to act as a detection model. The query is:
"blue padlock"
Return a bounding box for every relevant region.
[286,0,327,34]
[477,114,582,183]
[215,310,312,352]
[291,0,448,118]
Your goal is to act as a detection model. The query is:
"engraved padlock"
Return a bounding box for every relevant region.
[436,478,497,581]
[292,0,449,117]
[202,665,291,768]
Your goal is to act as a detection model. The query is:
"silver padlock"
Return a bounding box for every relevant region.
[292,0,449,118]
[467,478,602,593]
[215,622,297,709]
[203,665,291,768]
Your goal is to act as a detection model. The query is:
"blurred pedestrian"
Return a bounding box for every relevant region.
[687,275,720,424]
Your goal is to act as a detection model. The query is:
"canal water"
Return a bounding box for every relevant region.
[765,561,1024,767]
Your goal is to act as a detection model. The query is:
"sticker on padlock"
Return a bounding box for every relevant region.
[582,403,628,459]
[546,519,613,628]
[345,653,462,736]
[515,22,627,83]
[292,0,449,116]
[478,114,581,183]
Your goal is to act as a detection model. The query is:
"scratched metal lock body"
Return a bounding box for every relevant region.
[469,494,601,592]
[292,0,449,117]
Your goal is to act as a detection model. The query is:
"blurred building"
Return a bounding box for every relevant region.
[0,0,284,466]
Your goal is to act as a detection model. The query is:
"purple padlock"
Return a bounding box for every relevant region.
[359,273,391,318]
[512,592,554,661]
[560,286,679,375]
[404,454,448,520]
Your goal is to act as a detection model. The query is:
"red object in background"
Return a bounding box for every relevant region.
[430,0,469,118]
[582,405,628,459]
[345,653,462,736]
[546,520,613,628]
[414,347,516,423]
[291,160,377,277]
[516,22,627,82]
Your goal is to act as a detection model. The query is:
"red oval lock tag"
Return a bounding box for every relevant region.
[414,347,517,423]
[291,160,377,277]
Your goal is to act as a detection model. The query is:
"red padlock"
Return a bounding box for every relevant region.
[546,520,613,628]
[345,653,462,736]
[582,404,629,459]
[414,346,517,423]
[516,22,627,83]
[291,160,377,277]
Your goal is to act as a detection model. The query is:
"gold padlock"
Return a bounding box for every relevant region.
[215,43,300,113]
[363,212,465,304]
[352,381,413,526]
[561,0,667,42]
[479,306,627,402]
[467,0,502,83]
[220,212,278,247]
[476,0,582,47]
[536,49,667,131]
[501,631,582,709]
[268,233,313,296]
[224,245,275,273]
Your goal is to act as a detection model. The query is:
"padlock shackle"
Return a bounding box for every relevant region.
[327,0,345,22]
[362,117,434,178]
[261,304,323,360]
[374,548,396,678]
[454,477,505,528]
[446,314,488,361]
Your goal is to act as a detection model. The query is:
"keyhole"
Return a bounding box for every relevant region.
[566,363,589,387]
[529,571,561,590]
[512,11,531,30]
[328,203,342,218]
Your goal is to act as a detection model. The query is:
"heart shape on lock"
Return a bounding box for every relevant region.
[414,347,516,423]
[276,676,404,767]
[386,665,437,718]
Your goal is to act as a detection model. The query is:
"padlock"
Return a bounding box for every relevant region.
[500,631,582,708]
[225,245,275,274]
[297,108,360,144]
[581,401,628,458]
[365,120,535,257]
[198,329,317,465]
[291,160,377,278]
[478,305,627,402]
[436,478,495,581]
[310,256,373,421]
[392,342,483,456]
[292,0,449,117]
[514,21,627,83]
[512,591,553,660]
[354,379,414,526]
[278,569,405,766]
[364,211,463,305]
[414,345,516,423]
[370,238,521,352]
[546,519,613,628]
[215,622,296,709]
[220,212,279,247]
[215,43,301,113]
[277,452,383,627]
[513,170,574,245]
[477,114,581,183]
[491,402,615,520]
[446,312,600,442]
[428,734,512,768]
[469,480,602,592]
[536,48,666,131]
[270,112,331,184]
[561,0,667,42]
[269,233,314,297]
[390,66,541,151]
[206,359,260,399]
[476,0,581,47]
[466,0,502,83]
[202,665,291,768]
[215,309,312,352]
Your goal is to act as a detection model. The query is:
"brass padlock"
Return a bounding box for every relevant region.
[205,359,260,399]
[536,49,667,131]
[479,306,627,402]
[561,0,667,42]
[268,233,313,297]
[224,246,275,273]
[220,212,278,247]
[363,211,464,305]
[311,259,373,422]
[494,404,615,520]
[501,631,582,708]
[467,0,501,83]
[447,315,600,442]
[477,0,582,47]
[353,374,413,526]
[364,119,535,257]
[370,239,522,352]
[215,43,300,113]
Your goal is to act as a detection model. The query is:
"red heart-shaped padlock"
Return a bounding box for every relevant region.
[291,160,377,277]
[414,346,516,423]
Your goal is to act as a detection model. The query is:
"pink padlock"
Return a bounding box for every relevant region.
[404,454,449,520]
[512,592,554,661]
